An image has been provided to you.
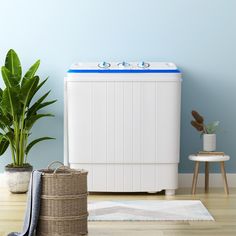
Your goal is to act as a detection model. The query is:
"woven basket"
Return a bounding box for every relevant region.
[37,161,88,236]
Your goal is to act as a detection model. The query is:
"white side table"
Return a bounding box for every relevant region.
[188,154,230,195]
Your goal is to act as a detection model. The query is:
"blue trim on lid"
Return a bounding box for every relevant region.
[67,69,181,74]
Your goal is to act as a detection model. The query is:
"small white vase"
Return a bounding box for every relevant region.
[203,134,216,151]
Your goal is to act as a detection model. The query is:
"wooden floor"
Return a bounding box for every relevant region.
[0,187,236,236]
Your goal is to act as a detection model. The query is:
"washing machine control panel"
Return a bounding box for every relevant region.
[70,62,178,71]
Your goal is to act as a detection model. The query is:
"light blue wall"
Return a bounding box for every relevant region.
[0,0,236,173]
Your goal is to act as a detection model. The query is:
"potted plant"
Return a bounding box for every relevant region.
[191,110,220,152]
[0,49,56,193]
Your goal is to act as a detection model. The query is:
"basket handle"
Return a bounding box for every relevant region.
[47,161,65,170]
[47,161,73,174]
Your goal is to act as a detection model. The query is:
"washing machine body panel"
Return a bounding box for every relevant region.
[65,62,182,194]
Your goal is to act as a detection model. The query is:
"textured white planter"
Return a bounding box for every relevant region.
[203,134,216,151]
[4,166,33,193]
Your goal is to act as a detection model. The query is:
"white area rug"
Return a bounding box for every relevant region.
[88,200,214,221]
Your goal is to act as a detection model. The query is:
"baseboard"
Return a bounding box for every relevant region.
[1,173,236,188]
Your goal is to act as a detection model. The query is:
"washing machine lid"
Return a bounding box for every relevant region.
[67,62,181,74]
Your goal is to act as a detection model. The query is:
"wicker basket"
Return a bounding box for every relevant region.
[37,161,88,236]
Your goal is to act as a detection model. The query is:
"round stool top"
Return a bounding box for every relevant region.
[189,154,230,162]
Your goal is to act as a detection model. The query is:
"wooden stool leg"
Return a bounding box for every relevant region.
[220,161,229,195]
[192,161,200,195]
[205,162,209,193]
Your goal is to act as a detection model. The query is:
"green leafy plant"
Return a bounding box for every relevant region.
[0,49,56,167]
[191,110,220,134]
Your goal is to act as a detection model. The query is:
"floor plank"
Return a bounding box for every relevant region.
[0,187,235,236]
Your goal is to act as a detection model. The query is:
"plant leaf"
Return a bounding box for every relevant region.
[37,77,48,91]
[22,60,40,86]
[0,88,3,114]
[2,87,21,117]
[191,110,204,124]
[0,113,12,127]
[0,123,5,131]
[26,77,47,107]
[20,76,39,105]
[0,134,9,155]
[25,114,54,130]
[191,120,203,132]
[25,137,54,155]
[5,49,22,82]
[27,91,56,116]
[4,131,14,144]
[27,91,50,115]
[205,121,220,134]
[1,66,19,87]
[36,100,57,112]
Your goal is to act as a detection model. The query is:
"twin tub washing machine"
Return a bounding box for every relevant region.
[64,62,182,195]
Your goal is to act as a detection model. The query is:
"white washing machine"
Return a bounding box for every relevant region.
[64,61,182,195]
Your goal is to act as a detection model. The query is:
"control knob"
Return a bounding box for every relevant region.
[118,61,130,68]
[138,61,150,68]
[98,61,111,68]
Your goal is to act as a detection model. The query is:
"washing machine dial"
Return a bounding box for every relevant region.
[138,61,150,68]
[117,61,130,68]
[98,61,111,68]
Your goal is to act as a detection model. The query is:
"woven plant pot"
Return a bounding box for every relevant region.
[37,161,88,236]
